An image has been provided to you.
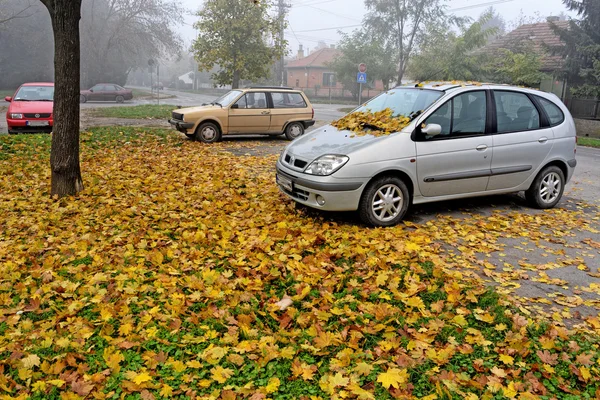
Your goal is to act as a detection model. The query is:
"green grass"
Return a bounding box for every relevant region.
[130,88,175,100]
[578,137,600,148]
[90,104,177,119]
[0,89,16,99]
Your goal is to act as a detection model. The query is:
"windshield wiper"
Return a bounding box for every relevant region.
[14,99,32,101]
[212,102,223,108]
[37,99,53,102]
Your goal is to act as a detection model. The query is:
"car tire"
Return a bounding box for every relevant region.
[80,95,87,104]
[195,122,221,144]
[116,95,125,103]
[525,165,565,209]
[284,122,304,141]
[359,176,410,227]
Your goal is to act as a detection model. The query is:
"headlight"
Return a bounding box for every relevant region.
[10,113,23,119]
[304,155,349,176]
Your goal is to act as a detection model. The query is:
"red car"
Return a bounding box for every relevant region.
[5,83,54,134]
[80,84,133,103]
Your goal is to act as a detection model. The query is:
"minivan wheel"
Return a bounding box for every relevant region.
[116,95,125,103]
[359,176,410,227]
[195,122,222,144]
[285,122,304,140]
[525,165,565,209]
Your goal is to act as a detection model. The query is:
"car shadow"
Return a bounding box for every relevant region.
[289,192,582,228]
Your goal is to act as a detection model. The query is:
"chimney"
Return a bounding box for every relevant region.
[297,45,304,59]
[547,16,560,22]
[330,44,336,49]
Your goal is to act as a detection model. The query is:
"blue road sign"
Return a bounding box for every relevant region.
[357,72,367,84]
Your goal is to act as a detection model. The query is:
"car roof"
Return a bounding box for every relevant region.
[21,82,54,87]
[395,81,540,93]
[241,87,304,94]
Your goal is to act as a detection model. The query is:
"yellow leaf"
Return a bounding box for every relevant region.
[21,354,41,369]
[133,372,152,385]
[377,368,408,389]
[452,315,468,327]
[499,354,514,365]
[159,384,173,397]
[354,362,373,376]
[329,372,349,387]
[265,377,280,393]
[580,366,591,381]
[211,366,234,384]
[47,379,66,387]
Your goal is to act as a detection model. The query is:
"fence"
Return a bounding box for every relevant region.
[568,98,600,120]
[296,87,385,103]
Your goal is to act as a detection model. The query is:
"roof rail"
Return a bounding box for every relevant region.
[247,86,294,90]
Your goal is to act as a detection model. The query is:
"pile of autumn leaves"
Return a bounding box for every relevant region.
[0,129,599,399]
[331,108,413,137]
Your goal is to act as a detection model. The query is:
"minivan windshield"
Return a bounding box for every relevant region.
[356,88,443,118]
[214,90,242,107]
[14,86,54,101]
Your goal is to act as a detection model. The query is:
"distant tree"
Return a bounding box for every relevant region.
[363,0,462,83]
[80,0,183,88]
[39,0,84,197]
[480,7,505,40]
[0,0,35,24]
[192,0,285,89]
[489,47,548,87]
[329,29,396,98]
[552,0,600,98]
[408,13,497,82]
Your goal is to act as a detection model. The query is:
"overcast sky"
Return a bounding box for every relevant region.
[177,0,573,55]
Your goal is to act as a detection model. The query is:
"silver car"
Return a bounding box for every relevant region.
[276,83,578,226]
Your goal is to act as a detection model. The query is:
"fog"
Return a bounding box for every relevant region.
[0,0,573,91]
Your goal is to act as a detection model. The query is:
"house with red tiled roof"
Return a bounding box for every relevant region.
[485,19,569,72]
[286,46,342,90]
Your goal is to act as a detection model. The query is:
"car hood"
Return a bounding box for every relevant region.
[285,124,407,161]
[174,105,223,114]
[8,101,54,114]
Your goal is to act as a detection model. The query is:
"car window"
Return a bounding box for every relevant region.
[234,92,267,109]
[452,91,486,134]
[537,96,564,126]
[14,86,54,101]
[494,91,540,133]
[357,88,443,117]
[105,85,117,92]
[91,85,102,91]
[422,91,486,140]
[271,92,307,108]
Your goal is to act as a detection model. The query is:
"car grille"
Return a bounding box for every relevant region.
[284,154,308,169]
[24,113,51,118]
[172,112,183,121]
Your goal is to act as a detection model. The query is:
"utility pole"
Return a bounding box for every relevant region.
[277,0,289,87]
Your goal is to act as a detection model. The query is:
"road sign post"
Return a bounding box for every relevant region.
[357,63,367,106]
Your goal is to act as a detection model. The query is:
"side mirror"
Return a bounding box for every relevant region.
[230,104,239,109]
[89,89,94,92]
[421,123,442,136]
[4,96,12,102]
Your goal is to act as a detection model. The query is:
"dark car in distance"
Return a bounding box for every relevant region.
[80,84,133,103]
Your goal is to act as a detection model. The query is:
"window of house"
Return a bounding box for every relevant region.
[494,91,540,133]
[323,73,336,87]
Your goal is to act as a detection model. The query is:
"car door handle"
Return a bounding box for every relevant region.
[476,145,488,151]
[538,137,548,143]
[261,111,270,115]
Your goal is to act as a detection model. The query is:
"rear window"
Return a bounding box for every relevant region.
[271,92,307,108]
[537,96,565,126]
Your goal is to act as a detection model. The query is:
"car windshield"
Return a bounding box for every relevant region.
[14,86,54,101]
[214,90,242,107]
[355,88,443,119]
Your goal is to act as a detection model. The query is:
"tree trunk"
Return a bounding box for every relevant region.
[232,70,240,89]
[41,0,84,198]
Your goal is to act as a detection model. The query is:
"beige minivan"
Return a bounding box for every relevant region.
[169,87,315,143]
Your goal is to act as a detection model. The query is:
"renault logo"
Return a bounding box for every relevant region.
[35,114,40,118]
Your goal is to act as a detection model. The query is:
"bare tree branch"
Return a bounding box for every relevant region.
[0,0,38,24]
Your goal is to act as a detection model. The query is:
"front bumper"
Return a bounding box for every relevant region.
[168,119,195,133]
[7,118,53,133]
[275,160,364,211]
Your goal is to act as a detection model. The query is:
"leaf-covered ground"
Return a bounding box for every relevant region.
[1,128,600,399]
